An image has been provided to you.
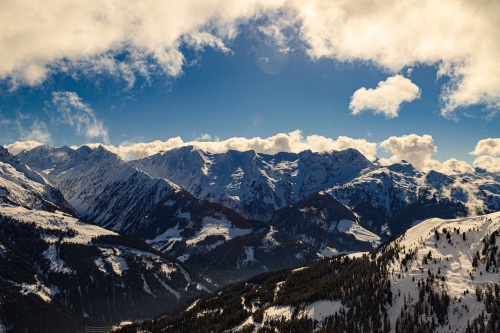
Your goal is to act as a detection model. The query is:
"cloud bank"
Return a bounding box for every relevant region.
[0,0,498,116]
[98,130,378,161]
[350,75,421,118]
[7,133,500,174]
[5,141,45,155]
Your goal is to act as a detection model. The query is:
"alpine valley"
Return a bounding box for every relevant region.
[1,143,499,332]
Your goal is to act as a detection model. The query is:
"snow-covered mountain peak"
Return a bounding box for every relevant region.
[131,147,374,219]
[386,160,419,176]
[0,146,76,215]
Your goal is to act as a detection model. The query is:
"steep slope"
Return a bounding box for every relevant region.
[130,190,322,283]
[130,146,374,219]
[327,162,470,236]
[0,145,75,215]
[0,202,214,327]
[18,145,322,284]
[19,145,180,231]
[424,169,500,214]
[119,212,500,333]
[268,191,380,256]
[0,228,89,333]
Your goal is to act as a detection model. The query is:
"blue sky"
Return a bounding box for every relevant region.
[0,0,498,172]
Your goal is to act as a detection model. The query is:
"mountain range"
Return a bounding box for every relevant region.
[0,143,499,331]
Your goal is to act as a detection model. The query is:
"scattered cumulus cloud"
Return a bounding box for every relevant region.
[378,134,479,174]
[435,158,475,175]
[470,138,500,173]
[195,133,212,141]
[0,1,498,117]
[379,134,437,171]
[50,91,109,143]
[291,0,500,118]
[350,75,421,118]
[472,156,500,173]
[470,138,500,156]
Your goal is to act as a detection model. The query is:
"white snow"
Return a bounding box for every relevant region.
[94,258,108,274]
[18,279,56,303]
[177,254,190,262]
[292,266,307,273]
[385,211,500,332]
[141,274,154,296]
[185,216,252,247]
[335,219,381,246]
[160,263,177,276]
[186,299,200,311]
[99,248,129,275]
[262,226,281,248]
[0,204,116,244]
[42,244,74,274]
[320,246,339,257]
[301,300,343,321]
[154,273,181,299]
[176,263,193,285]
[238,246,256,267]
[263,306,294,322]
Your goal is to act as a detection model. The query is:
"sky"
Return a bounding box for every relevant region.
[0,0,499,173]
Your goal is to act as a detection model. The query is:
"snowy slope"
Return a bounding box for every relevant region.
[269,191,380,256]
[131,191,322,283]
[0,202,214,324]
[18,145,180,231]
[121,211,500,333]
[327,162,472,236]
[0,145,75,215]
[131,148,500,237]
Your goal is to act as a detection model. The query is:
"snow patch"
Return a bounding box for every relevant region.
[185,216,252,247]
[99,248,129,275]
[0,204,116,244]
[335,219,381,246]
[141,274,154,296]
[301,300,343,321]
[177,254,190,262]
[263,306,294,322]
[43,244,73,274]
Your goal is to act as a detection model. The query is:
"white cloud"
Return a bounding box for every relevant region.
[288,0,500,118]
[195,133,212,141]
[434,158,475,175]
[378,134,478,174]
[470,138,500,173]
[0,1,498,117]
[5,140,44,155]
[440,178,485,216]
[17,120,52,144]
[470,138,500,156]
[379,134,437,171]
[0,0,284,87]
[50,91,109,143]
[349,75,421,118]
[473,155,500,173]
[83,130,378,161]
